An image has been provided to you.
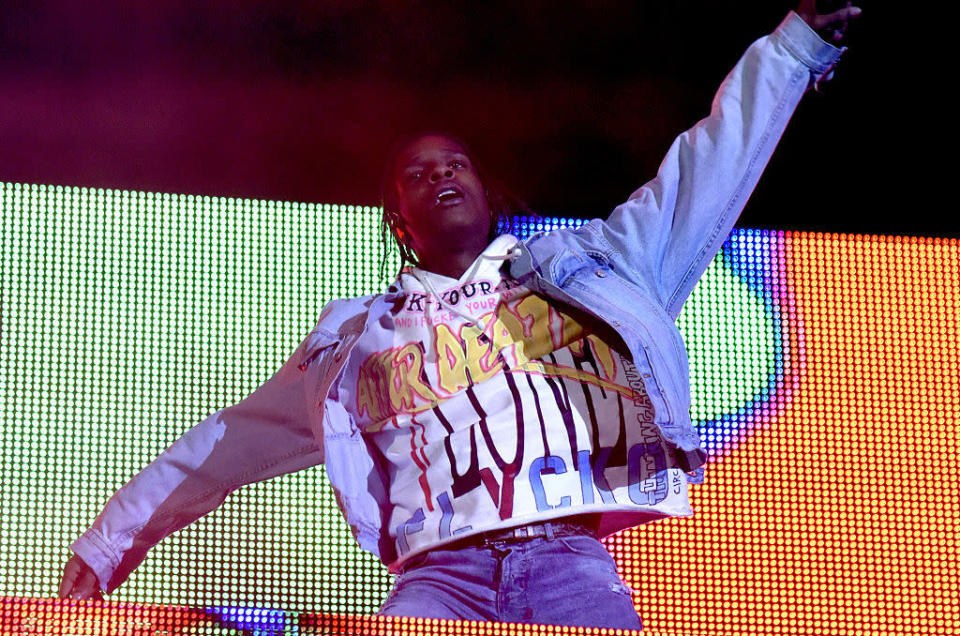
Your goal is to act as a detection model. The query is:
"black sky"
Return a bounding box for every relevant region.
[0,2,946,237]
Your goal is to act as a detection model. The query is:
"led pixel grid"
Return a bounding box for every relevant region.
[1,182,957,635]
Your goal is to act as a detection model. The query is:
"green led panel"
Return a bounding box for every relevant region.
[0,183,397,612]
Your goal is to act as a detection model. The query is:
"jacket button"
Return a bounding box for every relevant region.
[595,269,607,278]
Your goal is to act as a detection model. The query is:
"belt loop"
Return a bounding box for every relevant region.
[545,522,555,541]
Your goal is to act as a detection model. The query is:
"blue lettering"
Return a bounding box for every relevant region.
[576,450,595,505]
[395,508,425,555]
[529,455,572,511]
[591,447,617,504]
[437,492,453,539]
[627,442,668,505]
[437,492,472,539]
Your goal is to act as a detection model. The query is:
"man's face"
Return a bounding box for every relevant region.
[392,135,492,257]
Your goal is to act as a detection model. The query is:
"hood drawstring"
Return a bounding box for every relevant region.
[405,242,522,341]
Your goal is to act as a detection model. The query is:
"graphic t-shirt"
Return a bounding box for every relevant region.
[337,235,692,569]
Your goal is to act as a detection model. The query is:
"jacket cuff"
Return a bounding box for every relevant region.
[774,11,845,77]
[71,530,118,593]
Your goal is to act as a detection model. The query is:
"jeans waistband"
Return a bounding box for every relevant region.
[450,514,600,550]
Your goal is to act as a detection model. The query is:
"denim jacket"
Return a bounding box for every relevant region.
[73,12,843,592]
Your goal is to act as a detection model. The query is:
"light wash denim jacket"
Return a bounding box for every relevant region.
[73,12,843,591]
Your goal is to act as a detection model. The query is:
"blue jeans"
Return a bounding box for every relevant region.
[378,533,643,630]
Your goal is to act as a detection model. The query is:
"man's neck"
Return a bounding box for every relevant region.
[416,243,488,280]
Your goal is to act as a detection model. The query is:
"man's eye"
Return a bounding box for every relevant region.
[450,161,464,169]
[406,171,422,182]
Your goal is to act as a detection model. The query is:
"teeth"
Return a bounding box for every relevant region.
[437,188,461,201]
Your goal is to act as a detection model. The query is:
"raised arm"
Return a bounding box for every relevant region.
[60,334,325,598]
[561,9,854,320]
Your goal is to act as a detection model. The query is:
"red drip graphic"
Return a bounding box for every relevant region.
[479,467,500,507]
[408,416,433,512]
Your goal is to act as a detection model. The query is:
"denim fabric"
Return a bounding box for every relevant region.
[71,12,845,593]
[378,534,643,630]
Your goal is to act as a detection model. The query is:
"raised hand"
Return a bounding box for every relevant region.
[797,0,862,41]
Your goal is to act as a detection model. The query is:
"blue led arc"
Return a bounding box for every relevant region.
[697,229,791,456]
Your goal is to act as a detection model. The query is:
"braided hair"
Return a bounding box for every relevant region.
[378,131,530,284]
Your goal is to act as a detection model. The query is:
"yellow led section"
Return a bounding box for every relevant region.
[609,232,959,635]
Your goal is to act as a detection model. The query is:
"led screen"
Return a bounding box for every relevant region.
[1,183,956,635]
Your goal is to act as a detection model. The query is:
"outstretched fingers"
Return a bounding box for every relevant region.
[796,1,863,32]
[812,4,862,31]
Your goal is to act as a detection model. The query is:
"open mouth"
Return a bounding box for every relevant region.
[435,186,464,206]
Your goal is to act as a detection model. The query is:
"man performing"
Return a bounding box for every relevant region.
[60,4,860,629]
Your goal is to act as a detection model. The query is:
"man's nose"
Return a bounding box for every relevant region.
[430,167,454,183]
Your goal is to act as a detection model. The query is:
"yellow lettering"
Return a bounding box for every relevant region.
[554,306,586,350]
[463,323,502,384]
[493,303,528,366]
[357,350,394,421]
[435,324,469,394]
[513,295,553,360]
[512,360,637,400]
[356,370,378,420]
[586,334,617,381]
[388,344,438,414]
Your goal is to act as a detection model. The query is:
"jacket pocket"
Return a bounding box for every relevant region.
[550,249,612,288]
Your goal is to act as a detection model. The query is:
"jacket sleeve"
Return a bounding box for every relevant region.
[599,12,844,319]
[69,333,326,594]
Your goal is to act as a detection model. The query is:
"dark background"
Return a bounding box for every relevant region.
[0,2,944,237]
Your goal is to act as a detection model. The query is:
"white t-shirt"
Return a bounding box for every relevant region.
[337,236,692,569]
